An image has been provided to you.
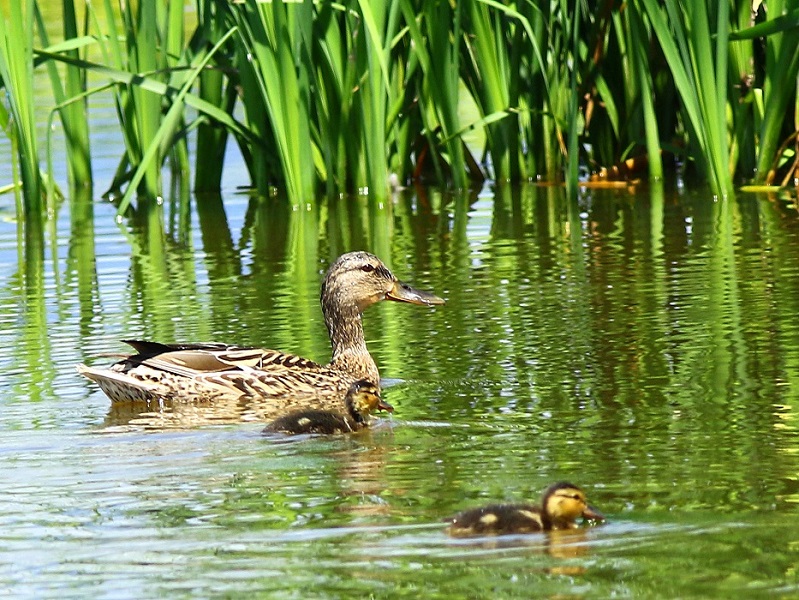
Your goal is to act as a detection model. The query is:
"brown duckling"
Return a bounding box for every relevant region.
[262,380,393,435]
[445,481,604,537]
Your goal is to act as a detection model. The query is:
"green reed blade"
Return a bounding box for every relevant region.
[729,8,799,40]
[0,0,41,216]
[193,0,234,193]
[564,0,581,197]
[34,1,92,195]
[33,49,259,147]
[116,27,238,215]
[744,1,799,184]
[627,0,662,180]
[400,0,470,187]
[639,0,732,194]
[230,0,316,201]
[131,0,162,200]
[356,0,402,199]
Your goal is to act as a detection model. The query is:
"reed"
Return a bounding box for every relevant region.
[584,1,664,182]
[34,1,92,196]
[79,0,194,203]
[354,0,398,198]
[625,1,663,181]
[229,0,316,201]
[0,0,42,215]
[6,0,799,226]
[730,4,799,185]
[638,0,733,194]
[193,0,235,193]
[402,0,472,187]
[461,0,518,182]
[310,1,362,195]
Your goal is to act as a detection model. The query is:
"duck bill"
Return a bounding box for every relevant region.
[386,280,445,306]
[377,399,395,413]
[582,505,605,522]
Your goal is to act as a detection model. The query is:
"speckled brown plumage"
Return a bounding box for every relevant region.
[77,252,444,409]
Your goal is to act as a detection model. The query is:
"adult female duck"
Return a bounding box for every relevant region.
[77,252,444,404]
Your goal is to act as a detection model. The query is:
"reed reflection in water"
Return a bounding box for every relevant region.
[1,183,798,597]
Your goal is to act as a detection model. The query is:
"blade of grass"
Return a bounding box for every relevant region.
[565,0,581,197]
[401,0,469,187]
[231,0,316,201]
[628,0,663,180]
[132,0,162,200]
[116,27,238,214]
[0,0,42,216]
[33,1,92,195]
[33,49,260,147]
[746,2,799,183]
[638,0,732,194]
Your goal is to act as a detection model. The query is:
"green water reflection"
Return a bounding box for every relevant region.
[1,184,799,597]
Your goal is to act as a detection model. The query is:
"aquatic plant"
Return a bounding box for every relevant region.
[0,0,42,216]
[2,0,799,222]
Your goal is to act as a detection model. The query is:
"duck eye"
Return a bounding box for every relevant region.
[360,264,375,273]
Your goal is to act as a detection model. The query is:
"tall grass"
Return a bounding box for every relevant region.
[230,0,316,201]
[638,0,733,195]
[729,3,799,185]
[193,0,235,193]
[0,0,42,215]
[34,1,92,195]
[4,0,799,224]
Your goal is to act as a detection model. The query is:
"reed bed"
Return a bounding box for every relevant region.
[1,0,798,223]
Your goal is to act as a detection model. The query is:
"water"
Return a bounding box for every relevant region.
[2,175,799,596]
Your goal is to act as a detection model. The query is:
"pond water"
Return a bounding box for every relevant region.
[2,158,799,597]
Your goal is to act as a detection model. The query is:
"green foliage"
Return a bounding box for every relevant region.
[0,0,42,215]
[3,0,799,219]
[746,2,799,185]
[230,0,316,201]
[34,1,92,195]
[638,0,732,194]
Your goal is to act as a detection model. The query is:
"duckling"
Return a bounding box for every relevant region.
[262,380,393,435]
[76,251,444,406]
[445,481,604,537]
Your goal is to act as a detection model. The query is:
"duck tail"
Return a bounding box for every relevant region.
[76,364,161,403]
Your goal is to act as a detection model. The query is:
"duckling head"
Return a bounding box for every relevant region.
[345,379,394,424]
[321,251,445,315]
[542,482,605,529]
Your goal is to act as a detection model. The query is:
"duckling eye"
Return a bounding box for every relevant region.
[360,264,375,273]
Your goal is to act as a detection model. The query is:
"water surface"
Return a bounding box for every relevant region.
[2,176,799,597]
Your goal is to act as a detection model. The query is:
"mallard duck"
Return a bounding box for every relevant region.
[262,380,392,435]
[445,482,604,537]
[76,251,444,405]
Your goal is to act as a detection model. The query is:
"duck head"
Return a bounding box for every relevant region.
[345,379,394,424]
[321,252,445,383]
[321,251,445,314]
[541,482,605,529]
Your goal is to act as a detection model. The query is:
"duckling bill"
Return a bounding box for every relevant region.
[263,380,392,435]
[446,482,604,537]
[76,252,444,406]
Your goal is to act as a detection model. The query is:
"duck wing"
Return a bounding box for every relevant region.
[121,340,325,376]
[78,340,350,403]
